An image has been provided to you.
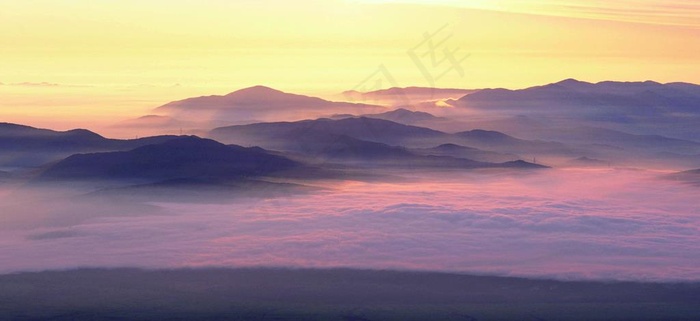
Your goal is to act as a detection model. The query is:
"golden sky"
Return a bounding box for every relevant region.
[1,0,699,132]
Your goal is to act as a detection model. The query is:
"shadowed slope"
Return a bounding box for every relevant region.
[0,122,179,168]
[413,143,519,163]
[37,136,299,182]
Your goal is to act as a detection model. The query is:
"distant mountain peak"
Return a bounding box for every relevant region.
[436,143,465,149]
[362,108,440,123]
[130,135,264,156]
[464,129,510,137]
[398,108,432,114]
[384,108,433,116]
[63,128,105,139]
[226,85,282,95]
[555,78,592,86]
[156,85,357,114]
[553,79,668,88]
[557,78,584,84]
[144,135,214,146]
[501,160,550,169]
[137,115,169,120]
[569,156,609,165]
[594,80,666,88]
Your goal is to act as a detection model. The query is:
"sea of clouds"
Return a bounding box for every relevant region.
[0,168,698,281]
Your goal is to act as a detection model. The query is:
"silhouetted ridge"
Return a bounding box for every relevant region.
[345,86,477,98]
[211,117,445,147]
[458,79,700,116]
[456,129,517,142]
[0,122,187,168]
[157,85,375,112]
[222,85,322,104]
[297,134,414,161]
[556,78,591,86]
[412,143,521,163]
[0,122,44,134]
[225,85,285,97]
[0,122,86,138]
[0,123,105,150]
[38,136,299,182]
[500,160,549,169]
[363,108,441,123]
[435,143,474,150]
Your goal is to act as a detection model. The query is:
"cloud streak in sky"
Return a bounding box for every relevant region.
[360,0,700,27]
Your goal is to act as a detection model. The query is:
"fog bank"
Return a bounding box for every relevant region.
[0,168,698,281]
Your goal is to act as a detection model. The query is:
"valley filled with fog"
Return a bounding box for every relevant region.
[1,167,698,281]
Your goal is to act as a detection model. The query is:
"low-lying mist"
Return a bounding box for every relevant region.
[0,168,698,281]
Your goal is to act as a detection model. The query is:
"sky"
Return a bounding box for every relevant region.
[1,0,699,131]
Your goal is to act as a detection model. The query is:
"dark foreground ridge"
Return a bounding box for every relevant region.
[35,136,300,182]
[1,268,698,321]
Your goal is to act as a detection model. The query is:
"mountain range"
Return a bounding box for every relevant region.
[4,78,700,189]
[210,117,572,165]
[457,79,700,112]
[330,108,470,133]
[453,79,700,141]
[210,117,446,149]
[155,85,385,125]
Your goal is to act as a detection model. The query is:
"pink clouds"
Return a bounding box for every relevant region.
[0,168,698,281]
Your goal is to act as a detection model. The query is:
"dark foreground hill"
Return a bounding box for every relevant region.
[36,136,300,183]
[1,268,698,321]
